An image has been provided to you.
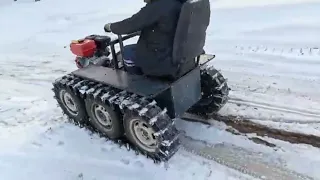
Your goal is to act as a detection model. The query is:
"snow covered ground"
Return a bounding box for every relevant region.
[209,1,320,136]
[1,0,320,179]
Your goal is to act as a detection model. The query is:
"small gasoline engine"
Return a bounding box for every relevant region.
[70,35,112,68]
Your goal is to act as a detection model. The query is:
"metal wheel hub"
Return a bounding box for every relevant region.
[131,119,157,152]
[93,104,112,128]
[59,90,78,116]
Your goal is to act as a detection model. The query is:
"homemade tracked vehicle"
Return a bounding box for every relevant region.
[52,0,229,162]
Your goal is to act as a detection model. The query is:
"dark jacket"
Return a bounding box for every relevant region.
[110,0,182,76]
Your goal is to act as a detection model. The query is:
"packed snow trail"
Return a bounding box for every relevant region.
[180,135,313,180]
[182,112,320,149]
[229,98,320,120]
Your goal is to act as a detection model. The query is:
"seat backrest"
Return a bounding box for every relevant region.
[172,0,211,66]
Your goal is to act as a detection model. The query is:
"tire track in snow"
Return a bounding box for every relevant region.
[182,113,320,149]
[180,135,313,180]
[228,97,320,123]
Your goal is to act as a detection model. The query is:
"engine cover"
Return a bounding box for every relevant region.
[70,39,97,57]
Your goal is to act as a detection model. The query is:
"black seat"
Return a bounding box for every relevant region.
[172,0,211,77]
[117,0,210,81]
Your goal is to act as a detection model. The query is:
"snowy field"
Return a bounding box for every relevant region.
[1,0,320,179]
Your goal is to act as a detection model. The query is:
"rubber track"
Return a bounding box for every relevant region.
[52,74,181,163]
[188,65,230,115]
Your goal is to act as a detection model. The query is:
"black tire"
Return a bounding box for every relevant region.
[53,76,88,124]
[121,97,180,161]
[188,66,229,116]
[85,97,124,139]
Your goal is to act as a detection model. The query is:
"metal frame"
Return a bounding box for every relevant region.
[108,32,140,69]
[72,32,217,119]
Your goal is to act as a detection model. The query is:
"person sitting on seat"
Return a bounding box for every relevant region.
[104,0,183,76]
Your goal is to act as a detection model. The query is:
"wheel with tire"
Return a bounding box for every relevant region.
[85,98,124,139]
[54,85,88,124]
[122,99,180,161]
[188,66,229,116]
[124,111,158,153]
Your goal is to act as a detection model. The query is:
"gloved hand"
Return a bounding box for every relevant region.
[104,23,112,32]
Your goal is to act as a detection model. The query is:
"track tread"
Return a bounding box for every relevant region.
[52,74,88,125]
[119,95,181,161]
[52,73,180,162]
[188,65,230,115]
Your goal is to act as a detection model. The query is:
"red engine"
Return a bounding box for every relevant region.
[70,35,111,69]
[70,39,97,57]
